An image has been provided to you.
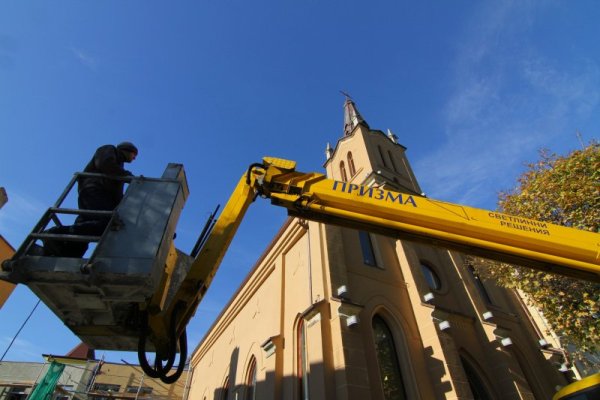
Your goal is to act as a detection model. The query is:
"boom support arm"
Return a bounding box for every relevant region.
[260,160,600,281]
[157,157,599,356]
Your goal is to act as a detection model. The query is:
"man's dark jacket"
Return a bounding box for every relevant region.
[78,144,133,209]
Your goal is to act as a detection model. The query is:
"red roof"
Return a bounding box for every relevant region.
[65,342,96,360]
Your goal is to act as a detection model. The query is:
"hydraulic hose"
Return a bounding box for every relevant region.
[137,311,161,379]
[246,163,265,184]
[137,305,188,383]
[159,329,187,384]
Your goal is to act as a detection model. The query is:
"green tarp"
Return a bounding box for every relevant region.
[29,361,65,400]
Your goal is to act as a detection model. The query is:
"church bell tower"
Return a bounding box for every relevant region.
[324,96,422,195]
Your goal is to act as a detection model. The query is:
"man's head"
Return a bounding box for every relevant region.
[117,142,138,162]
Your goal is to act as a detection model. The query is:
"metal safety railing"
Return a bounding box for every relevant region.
[12,172,135,261]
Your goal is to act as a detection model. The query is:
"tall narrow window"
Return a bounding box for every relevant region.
[297,320,309,400]
[468,265,493,304]
[347,152,356,177]
[378,146,388,167]
[245,357,257,400]
[359,231,377,267]
[387,150,398,172]
[460,356,492,400]
[340,161,348,182]
[373,315,407,400]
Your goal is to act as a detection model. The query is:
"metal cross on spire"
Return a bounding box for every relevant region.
[339,90,353,100]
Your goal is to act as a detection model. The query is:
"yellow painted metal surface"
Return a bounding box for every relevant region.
[0,235,15,309]
[262,169,599,281]
[151,173,257,337]
[0,189,14,309]
[4,157,597,363]
[162,157,599,347]
[553,373,600,400]
[12,157,589,359]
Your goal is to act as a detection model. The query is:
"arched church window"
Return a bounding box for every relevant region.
[221,376,229,400]
[297,319,309,400]
[460,355,493,400]
[340,161,348,182]
[245,356,257,400]
[347,152,356,177]
[421,262,442,291]
[372,315,407,400]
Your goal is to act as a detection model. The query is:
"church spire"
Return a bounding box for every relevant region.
[325,142,333,160]
[387,128,398,144]
[342,93,369,136]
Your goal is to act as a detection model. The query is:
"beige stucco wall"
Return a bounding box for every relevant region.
[189,211,568,399]
[92,362,189,399]
[190,219,312,400]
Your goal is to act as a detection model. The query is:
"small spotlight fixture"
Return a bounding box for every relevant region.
[438,320,451,331]
[482,311,494,321]
[345,315,359,328]
[423,292,435,303]
[337,285,348,298]
[338,308,360,328]
[558,363,569,373]
[432,316,450,331]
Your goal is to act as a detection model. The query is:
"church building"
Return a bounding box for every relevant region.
[187,100,569,400]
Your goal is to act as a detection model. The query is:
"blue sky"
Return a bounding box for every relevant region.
[1,1,599,365]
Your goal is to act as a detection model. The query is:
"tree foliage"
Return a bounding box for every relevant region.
[472,142,599,364]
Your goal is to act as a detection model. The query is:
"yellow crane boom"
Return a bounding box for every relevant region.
[183,156,599,315]
[159,157,598,380]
